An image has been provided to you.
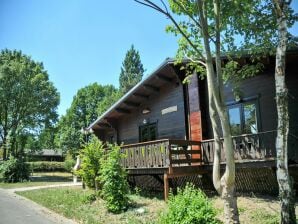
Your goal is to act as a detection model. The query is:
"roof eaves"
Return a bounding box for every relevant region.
[87,58,176,130]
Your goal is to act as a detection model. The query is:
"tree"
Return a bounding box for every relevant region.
[0,49,60,159]
[135,1,296,223]
[55,83,117,156]
[119,45,145,94]
[97,90,121,115]
[272,0,296,223]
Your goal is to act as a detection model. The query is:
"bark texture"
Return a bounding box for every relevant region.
[273,0,296,223]
[198,1,239,222]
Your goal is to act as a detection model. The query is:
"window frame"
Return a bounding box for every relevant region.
[227,97,261,135]
[139,122,158,142]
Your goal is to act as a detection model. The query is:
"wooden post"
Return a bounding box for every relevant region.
[164,172,169,201]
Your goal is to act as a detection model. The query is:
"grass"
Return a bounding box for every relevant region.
[213,195,298,224]
[17,186,298,224]
[17,187,165,224]
[0,172,73,189]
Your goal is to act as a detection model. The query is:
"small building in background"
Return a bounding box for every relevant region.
[26,149,64,162]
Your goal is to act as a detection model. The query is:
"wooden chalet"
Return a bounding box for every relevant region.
[88,50,298,199]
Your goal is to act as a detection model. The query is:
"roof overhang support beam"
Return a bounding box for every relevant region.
[123,101,140,107]
[133,93,149,99]
[156,74,173,83]
[96,122,111,128]
[143,84,160,92]
[115,108,130,114]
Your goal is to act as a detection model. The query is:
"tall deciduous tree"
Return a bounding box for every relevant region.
[119,45,145,94]
[272,0,296,223]
[0,49,59,159]
[135,1,296,223]
[55,83,117,156]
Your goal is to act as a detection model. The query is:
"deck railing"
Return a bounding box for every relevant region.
[120,139,201,169]
[119,130,297,169]
[201,130,277,164]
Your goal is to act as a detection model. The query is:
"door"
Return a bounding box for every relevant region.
[139,123,157,142]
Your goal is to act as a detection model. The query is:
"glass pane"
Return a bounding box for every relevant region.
[149,125,157,140]
[243,103,257,134]
[140,123,157,142]
[140,127,149,142]
[229,106,241,135]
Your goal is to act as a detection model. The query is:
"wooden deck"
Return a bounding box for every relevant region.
[119,131,284,199]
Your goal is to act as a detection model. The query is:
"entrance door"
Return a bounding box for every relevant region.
[139,123,157,142]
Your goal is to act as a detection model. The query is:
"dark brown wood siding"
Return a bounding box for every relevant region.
[286,59,298,161]
[117,83,186,144]
[199,54,298,161]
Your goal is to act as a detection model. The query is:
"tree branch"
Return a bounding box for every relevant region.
[135,0,206,61]
[184,54,206,67]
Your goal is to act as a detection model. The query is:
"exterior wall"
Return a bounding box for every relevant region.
[224,70,277,133]
[286,62,298,161]
[199,60,298,161]
[117,82,186,144]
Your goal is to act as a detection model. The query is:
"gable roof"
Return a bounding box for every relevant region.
[88,58,182,130]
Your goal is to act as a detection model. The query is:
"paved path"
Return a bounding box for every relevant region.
[0,183,81,224]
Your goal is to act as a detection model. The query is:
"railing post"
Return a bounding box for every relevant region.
[164,172,169,201]
[168,141,173,174]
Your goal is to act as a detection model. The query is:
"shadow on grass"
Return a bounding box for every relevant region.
[130,188,164,200]
[29,174,73,182]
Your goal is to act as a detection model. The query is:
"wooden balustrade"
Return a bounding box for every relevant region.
[201,130,277,164]
[120,139,201,169]
[118,131,288,169]
[120,139,170,169]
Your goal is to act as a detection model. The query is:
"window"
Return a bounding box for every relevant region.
[139,123,157,142]
[228,101,258,135]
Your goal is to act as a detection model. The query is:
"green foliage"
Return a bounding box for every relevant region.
[159,183,219,224]
[81,192,97,204]
[100,143,130,213]
[97,90,121,115]
[119,45,145,94]
[27,161,66,172]
[0,49,60,159]
[0,156,30,183]
[164,0,297,88]
[55,83,117,156]
[63,153,76,172]
[222,61,264,99]
[76,136,104,189]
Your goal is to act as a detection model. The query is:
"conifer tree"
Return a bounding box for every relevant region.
[119,45,145,94]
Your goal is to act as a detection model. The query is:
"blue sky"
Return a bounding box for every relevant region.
[0,1,297,116]
[0,0,178,116]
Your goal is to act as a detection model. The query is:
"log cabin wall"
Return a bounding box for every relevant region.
[199,53,298,162]
[116,82,186,144]
[286,55,298,162]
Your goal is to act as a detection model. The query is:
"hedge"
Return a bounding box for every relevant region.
[27,161,67,172]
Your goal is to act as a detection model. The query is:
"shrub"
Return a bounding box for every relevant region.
[64,153,76,173]
[100,143,130,213]
[76,136,104,189]
[81,192,97,204]
[27,161,66,172]
[158,183,220,224]
[0,156,30,182]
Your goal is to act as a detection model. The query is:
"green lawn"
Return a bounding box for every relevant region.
[0,172,73,189]
[17,186,296,224]
[17,187,165,224]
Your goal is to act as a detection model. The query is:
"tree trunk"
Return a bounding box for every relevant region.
[198,1,239,222]
[2,137,7,160]
[274,1,296,223]
[222,184,239,224]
